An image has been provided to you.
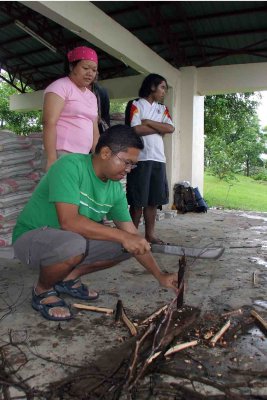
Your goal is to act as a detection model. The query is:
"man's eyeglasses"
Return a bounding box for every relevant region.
[113,153,137,170]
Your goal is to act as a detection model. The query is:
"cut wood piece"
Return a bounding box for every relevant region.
[222,309,242,317]
[114,299,138,336]
[210,320,231,347]
[164,340,198,357]
[73,303,113,315]
[121,307,138,336]
[251,309,267,335]
[146,351,162,365]
[139,305,168,325]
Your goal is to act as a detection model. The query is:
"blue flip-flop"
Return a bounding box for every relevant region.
[54,278,99,300]
[31,288,73,321]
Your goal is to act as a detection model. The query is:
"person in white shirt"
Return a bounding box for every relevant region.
[126,74,175,244]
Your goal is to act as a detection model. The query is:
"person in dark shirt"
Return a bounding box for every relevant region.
[90,79,110,134]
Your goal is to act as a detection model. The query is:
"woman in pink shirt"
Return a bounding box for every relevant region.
[43,46,100,171]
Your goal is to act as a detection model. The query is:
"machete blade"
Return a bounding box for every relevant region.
[150,244,225,259]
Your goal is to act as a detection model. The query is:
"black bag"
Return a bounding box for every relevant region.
[193,186,208,213]
[173,184,197,213]
[173,184,208,213]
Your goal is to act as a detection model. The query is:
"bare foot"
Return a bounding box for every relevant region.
[145,237,166,245]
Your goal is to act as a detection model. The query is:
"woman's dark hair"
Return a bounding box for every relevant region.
[95,125,144,154]
[64,59,80,75]
[139,73,168,98]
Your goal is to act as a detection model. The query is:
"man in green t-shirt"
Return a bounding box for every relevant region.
[12,125,178,321]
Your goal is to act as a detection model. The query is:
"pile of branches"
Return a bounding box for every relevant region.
[1,254,266,400]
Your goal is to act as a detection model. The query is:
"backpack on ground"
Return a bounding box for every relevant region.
[173,183,208,213]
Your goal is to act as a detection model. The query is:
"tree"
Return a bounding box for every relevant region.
[204,93,265,179]
[0,76,42,135]
[110,100,127,114]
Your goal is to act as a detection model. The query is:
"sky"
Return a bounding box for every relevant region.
[257,91,267,129]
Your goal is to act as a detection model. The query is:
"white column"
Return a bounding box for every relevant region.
[179,67,204,193]
[163,80,181,206]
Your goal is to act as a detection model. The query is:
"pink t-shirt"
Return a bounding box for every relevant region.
[44,77,98,154]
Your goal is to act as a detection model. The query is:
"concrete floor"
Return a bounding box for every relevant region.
[0,209,266,398]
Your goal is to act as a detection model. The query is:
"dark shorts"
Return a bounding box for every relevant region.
[126,161,169,207]
[13,227,130,268]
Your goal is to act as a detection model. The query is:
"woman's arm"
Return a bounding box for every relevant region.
[42,92,65,171]
[92,119,100,152]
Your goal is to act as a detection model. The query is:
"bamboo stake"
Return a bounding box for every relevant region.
[73,303,113,315]
[138,305,167,325]
[210,320,231,347]
[251,310,267,335]
[164,340,198,357]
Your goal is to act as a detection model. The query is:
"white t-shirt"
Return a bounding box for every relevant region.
[130,98,174,162]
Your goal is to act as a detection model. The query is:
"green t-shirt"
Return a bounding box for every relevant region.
[12,154,131,243]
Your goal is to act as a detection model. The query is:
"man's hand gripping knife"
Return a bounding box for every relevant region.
[121,232,178,295]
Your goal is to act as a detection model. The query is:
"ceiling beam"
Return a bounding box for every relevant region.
[0,61,30,92]
[174,3,207,64]
[137,2,187,68]
[108,3,267,24]
[21,1,179,87]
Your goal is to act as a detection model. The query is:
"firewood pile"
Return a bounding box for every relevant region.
[46,299,266,400]
[1,256,266,399]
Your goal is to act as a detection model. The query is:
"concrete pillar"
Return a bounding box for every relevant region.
[163,81,181,206]
[179,67,204,193]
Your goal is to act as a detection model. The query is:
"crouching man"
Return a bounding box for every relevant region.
[12,125,178,321]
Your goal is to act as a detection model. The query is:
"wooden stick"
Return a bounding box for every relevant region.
[138,305,167,325]
[251,310,267,335]
[252,272,256,286]
[114,299,123,322]
[222,309,242,317]
[177,255,186,309]
[113,300,138,336]
[126,323,156,386]
[73,303,113,315]
[210,320,231,347]
[164,340,198,357]
[146,351,162,365]
[121,307,138,336]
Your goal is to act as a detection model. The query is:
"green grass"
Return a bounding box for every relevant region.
[204,172,267,212]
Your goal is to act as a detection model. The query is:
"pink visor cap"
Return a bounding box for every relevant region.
[67,46,98,64]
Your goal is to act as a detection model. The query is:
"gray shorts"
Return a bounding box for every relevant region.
[13,227,129,268]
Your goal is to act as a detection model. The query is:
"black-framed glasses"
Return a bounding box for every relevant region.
[113,153,137,170]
